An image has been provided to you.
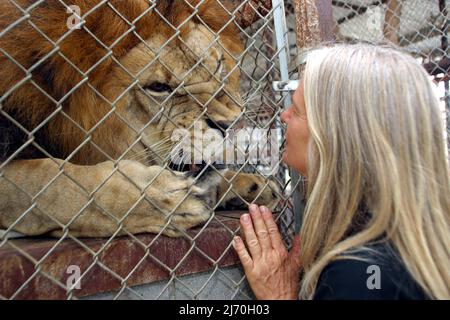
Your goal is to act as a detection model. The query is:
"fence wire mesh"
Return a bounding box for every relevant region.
[0,0,299,300]
[1,0,448,300]
[332,0,450,154]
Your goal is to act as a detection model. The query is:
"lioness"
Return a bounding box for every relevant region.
[0,0,279,237]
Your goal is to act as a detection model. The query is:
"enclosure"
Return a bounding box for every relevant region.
[0,0,448,300]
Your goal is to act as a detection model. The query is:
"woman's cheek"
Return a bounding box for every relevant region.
[288,124,307,173]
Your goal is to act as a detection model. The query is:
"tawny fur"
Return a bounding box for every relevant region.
[0,0,279,237]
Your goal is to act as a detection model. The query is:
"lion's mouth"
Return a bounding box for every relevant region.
[168,160,209,173]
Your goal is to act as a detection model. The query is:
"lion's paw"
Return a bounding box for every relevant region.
[151,171,216,237]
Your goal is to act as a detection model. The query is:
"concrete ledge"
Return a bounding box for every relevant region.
[0,212,244,299]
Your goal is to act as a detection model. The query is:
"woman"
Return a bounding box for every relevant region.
[233,44,450,300]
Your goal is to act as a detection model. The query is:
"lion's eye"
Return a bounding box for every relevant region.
[144,82,172,93]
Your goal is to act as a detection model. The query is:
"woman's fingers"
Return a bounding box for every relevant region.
[260,206,285,253]
[239,205,286,261]
[233,236,253,271]
[249,204,272,251]
[240,213,261,259]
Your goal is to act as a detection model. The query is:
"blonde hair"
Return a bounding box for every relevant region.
[299,44,450,299]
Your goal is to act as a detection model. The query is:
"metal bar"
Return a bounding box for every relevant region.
[272,80,300,91]
[272,0,304,233]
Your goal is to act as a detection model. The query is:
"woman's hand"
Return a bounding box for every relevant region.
[233,204,302,300]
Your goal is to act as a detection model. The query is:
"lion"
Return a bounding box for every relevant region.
[0,0,279,237]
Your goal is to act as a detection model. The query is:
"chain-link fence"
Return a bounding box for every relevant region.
[332,0,450,154]
[0,0,301,299]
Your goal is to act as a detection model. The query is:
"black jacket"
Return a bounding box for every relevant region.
[314,242,429,300]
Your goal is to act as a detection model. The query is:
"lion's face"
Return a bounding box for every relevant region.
[0,0,245,168]
[101,22,243,169]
